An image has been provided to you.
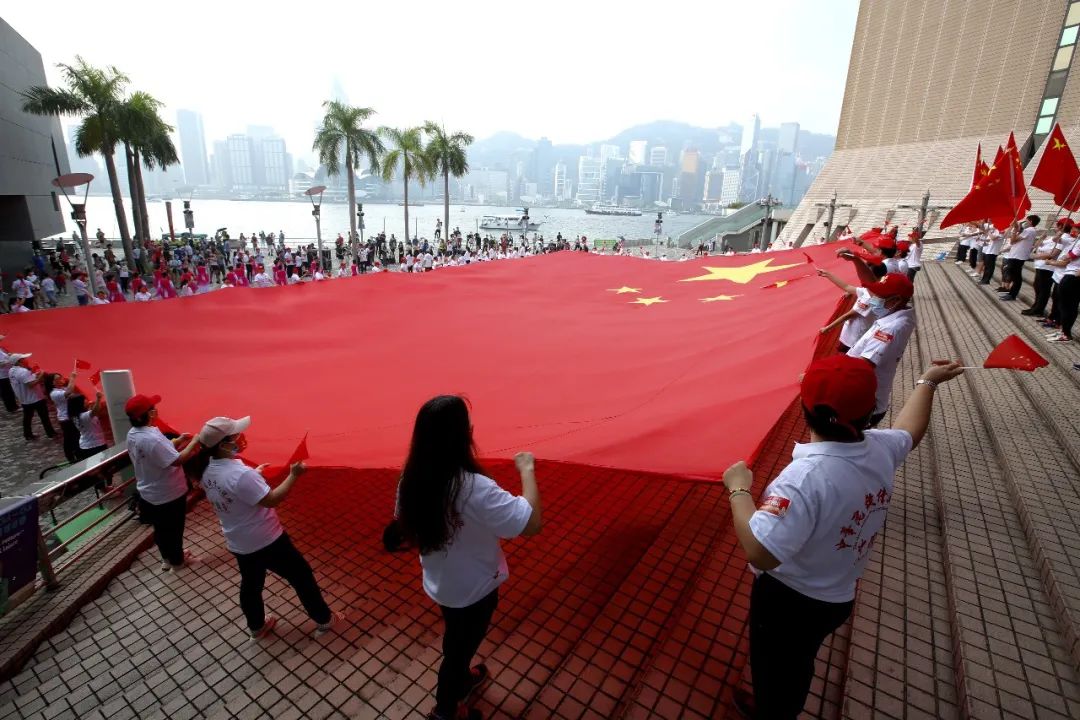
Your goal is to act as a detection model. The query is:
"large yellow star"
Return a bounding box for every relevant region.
[700,294,741,302]
[630,296,667,306]
[607,286,641,294]
[679,259,802,284]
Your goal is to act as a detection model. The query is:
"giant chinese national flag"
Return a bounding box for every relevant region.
[1031,123,1080,211]
[0,247,855,479]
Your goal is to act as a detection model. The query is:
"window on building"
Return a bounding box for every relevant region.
[1068,2,1080,28]
[1036,116,1055,135]
[1054,45,1075,72]
[1042,97,1060,115]
[1063,25,1079,46]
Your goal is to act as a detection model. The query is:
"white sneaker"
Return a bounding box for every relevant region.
[160,560,171,572]
[251,616,277,640]
[315,611,345,638]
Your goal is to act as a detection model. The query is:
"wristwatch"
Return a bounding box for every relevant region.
[916,379,938,390]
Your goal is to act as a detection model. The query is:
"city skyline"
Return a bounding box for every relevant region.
[1,0,859,152]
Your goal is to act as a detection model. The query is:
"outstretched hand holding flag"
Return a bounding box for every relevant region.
[960,334,1049,371]
[287,432,310,465]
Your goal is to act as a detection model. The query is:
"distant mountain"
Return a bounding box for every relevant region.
[467,132,535,169]
[601,120,731,156]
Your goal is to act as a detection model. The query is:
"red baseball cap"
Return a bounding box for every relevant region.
[125,393,161,417]
[896,240,911,253]
[865,272,915,300]
[801,355,877,427]
[853,247,885,265]
[872,235,897,250]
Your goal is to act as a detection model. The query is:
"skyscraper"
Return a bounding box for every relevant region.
[576,157,603,204]
[778,122,800,155]
[679,148,701,206]
[553,162,572,201]
[628,140,648,165]
[176,110,210,186]
[649,146,669,167]
[530,137,553,198]
[739,113,762,202]
[227,135,255,188]
[784,0,1075,244]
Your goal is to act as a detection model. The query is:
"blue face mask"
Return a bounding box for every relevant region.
[867,296,889,316]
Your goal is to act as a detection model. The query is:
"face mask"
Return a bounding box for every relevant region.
[867,296,889,316]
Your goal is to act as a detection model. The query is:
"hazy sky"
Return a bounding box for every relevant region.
[5,0,859,158]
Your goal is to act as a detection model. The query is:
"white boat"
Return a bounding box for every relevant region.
[585,203,642,217]
[479,214,542,231]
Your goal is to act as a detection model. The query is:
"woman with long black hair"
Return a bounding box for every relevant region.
[396,396,542,720]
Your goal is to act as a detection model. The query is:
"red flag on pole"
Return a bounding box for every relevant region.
[971,143,983,190]
[88,370,101,387]
[1003,132,1032,221]
[1031,123,1080,211]
[940,158,1016,230]
[286,433,310,465]
[983,334,1049,371]
[75,358,92,370]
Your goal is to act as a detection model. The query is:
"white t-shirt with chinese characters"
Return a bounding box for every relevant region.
[1005,226,1038,260]
[748,429,913,603]
[50,389,70,421]
[1034,236,1065,270]
[1053,239,1080,282]
[984,230,1005,255]
[847,307,917,415]
[201,458,283,554]
[8,366,44,404]
[75,411,105,449]
[417,472,533,609]
[127,426,188,505]
[839,287,875,349]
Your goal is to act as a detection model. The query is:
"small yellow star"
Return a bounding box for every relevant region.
[679,259,802,284]
[607,286,642,294]
[773,281,788,288]
[630,296,667,306]
[700,294,740,302]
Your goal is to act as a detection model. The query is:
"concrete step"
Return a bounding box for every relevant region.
[916,264,1080,718]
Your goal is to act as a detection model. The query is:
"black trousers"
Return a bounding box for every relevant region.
[749,573,854,719]
[907,266,921,282]
[1031,269,1055,315]
[233,532,330,632]
[22,400,56,439]
[1004,258,1026,299]
[436,589,498,716]
[956,244,969,263]
[141,494,187,566]
[59,419,79,463]
[76,444,107,460]
[979,254,997,284]
[1060,274,1080,340]
[969,247,979,270]
[0,378,17,412]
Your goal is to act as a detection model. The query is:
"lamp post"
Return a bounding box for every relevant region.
[177,185,195,244]
[305,185,327,266]
[654,211,663,256]
[52,172,99,296]
[757,194,782,248]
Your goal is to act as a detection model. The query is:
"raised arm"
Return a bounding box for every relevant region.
[516,452,542,536]
[816,268,856,295]
[892,362,964,449]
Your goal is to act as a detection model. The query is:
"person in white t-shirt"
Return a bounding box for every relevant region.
[134,289,152,302]
[8,353,56,440]
[393,396,541,720]
[69,391,108,459]
[815,267,877,354]
[904,229,923,281]
[72,273,90,306]
[0,342,18,413]
[193,416,340,639]
[11,274,34,310]
[1045,232,1080,342]
[126,394,200,571]
[45,370,79,462]
[1025,221,1070,317]
[423,252,435,271]
[41,275,58,307]
[251,265,273,288]
[999,214,1040,301]
[724,354,963,718]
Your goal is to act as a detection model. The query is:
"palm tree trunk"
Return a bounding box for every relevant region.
[105,147,135,268]
[403,177,410,244]
[346,140,358,257]
[444,171,450,248]
[134,153,152,243]
[124,143,142,245]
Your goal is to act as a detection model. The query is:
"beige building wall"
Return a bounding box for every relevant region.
[784,0,1071,245]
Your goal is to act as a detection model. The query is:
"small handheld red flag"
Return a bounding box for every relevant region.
[286,433,310,465]
[75,358,92,370]
[803,252,815,265]
[983,334,1048,371]
[89,370,102,387]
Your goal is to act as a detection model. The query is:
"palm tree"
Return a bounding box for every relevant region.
[21,57,135,267]
[313,101,383,252]
[423,122,473,247]
[118,92,177,245]
[380,126,435,244]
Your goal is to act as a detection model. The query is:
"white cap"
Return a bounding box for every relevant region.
[9,353,32,363]
[197,416,251,446]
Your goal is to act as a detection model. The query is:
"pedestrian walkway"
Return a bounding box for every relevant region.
[1,258,1080,719]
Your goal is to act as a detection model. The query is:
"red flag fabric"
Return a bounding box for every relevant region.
[972,143,983,190]
[88,370,101,387]
[1001,132,1032,224]
[1031,123,1080,211]
[75,358,92,370]
[940,156,1017,230]
[0,248,858,479]
[287,433,310,465]
[983,334,1049,371]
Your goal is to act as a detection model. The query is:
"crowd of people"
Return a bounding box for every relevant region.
[954,215,1080,342]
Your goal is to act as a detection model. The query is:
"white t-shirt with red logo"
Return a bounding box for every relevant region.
[847,307,917,415]
[749,429,913,602]
[839,287,875,349]
[201,458,284,554]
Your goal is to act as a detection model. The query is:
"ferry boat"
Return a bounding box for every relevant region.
[585,203,642,217]
[479,214,542,231]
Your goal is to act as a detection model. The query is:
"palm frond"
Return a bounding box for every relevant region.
[20,86,87,117]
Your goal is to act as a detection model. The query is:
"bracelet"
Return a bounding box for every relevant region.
[729,488,752,500]
[916,379,938,390]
